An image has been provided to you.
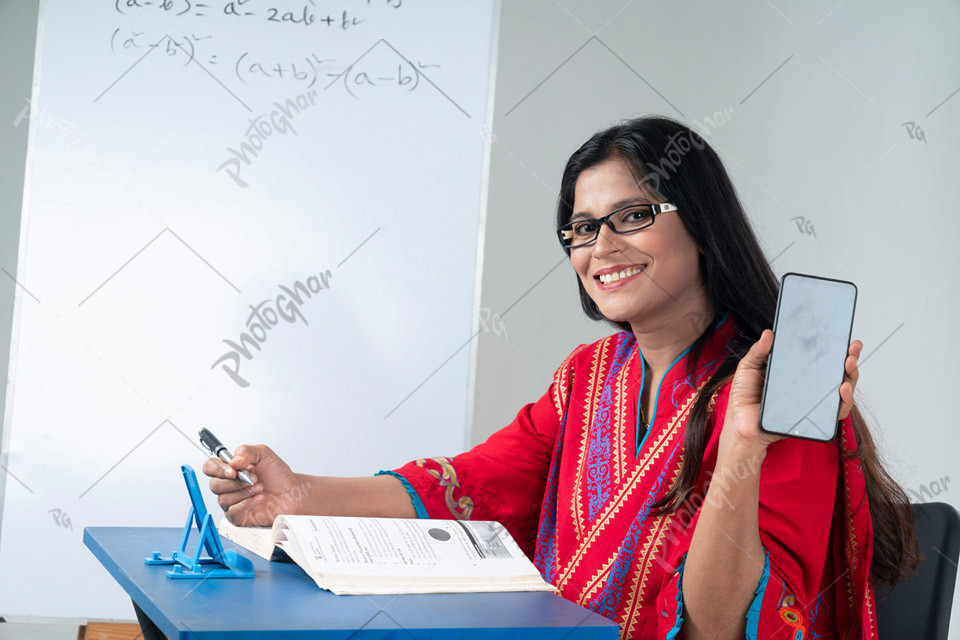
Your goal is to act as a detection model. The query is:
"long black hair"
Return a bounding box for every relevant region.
[555,115,918,588]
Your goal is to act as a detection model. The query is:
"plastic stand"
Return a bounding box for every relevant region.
[144,464,255,579]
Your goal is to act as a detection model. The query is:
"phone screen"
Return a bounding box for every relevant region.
[759,273,857,441]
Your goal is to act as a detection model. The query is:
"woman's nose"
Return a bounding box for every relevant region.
[592,223,622,254]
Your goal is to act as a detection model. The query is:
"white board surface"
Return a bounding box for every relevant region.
[0,0,497,618]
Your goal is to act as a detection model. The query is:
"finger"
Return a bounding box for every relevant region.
[225,494,266,526]
[210,477,258,495]
[217,483,263,510]
[848,339,864,358]
[846,352,860,372]
[737,329,774,373]
[839,380,853,404]
[845,354,860,387]
[230,444,272,470]
[202,457,237,480]
[838,381,855,420]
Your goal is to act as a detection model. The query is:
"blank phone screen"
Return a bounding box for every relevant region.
[759,273,857,441]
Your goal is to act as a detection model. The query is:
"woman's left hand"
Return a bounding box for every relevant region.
[722,330,863,457]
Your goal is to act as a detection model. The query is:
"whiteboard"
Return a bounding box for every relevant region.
[0,0,498,619]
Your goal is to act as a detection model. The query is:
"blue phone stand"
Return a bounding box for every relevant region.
[144,464,255,579]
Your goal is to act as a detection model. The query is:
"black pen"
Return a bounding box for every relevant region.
[199,428,254,485]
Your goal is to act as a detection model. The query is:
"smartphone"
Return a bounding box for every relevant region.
[758,272,857,442]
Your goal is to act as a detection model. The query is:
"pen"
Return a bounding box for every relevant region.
[199,428,254,486]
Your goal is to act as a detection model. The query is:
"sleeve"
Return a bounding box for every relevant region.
[656,382,847,639]
[742,415,843,639]
[381,344,584,559]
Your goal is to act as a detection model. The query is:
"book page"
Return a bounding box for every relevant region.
[273,516,536,577]
[218,520,273,560]
[258,515,557,594]
[218,519,290,562]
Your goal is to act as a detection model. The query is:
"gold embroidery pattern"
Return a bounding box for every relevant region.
[612,352,633,487]
[840,426,859,617]
[414,456,473,520]
[553,344,587,421]
[840,420,878,638]
[556,390,698,591]
[864,580,876,638]
[576,550,619,605]
[619,475,682,638]
[572,339,611,541]
[618,386,722,639]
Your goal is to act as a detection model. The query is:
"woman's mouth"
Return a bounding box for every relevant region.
[594,264,647,290]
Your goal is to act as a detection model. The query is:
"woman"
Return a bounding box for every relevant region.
[204,116,918,639]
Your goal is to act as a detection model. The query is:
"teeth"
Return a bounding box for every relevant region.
[598,265,645,284]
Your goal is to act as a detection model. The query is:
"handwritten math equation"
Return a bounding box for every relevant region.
[235,52,441,92]
[109,1,448,97]
[114,0,402,22]
[110,31,442,94]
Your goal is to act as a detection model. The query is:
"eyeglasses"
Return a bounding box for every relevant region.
[556,202,678,249]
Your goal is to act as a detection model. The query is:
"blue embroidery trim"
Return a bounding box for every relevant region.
[634,311,731,457]
[665,553,687,640]
[592,435,683,618]
[586,333,634,520]
[745,547,771,640]
[375,470,429,519]
[534,394,572,582]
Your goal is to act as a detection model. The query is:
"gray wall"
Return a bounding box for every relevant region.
[473,2,959,632]
[0,0,41,542]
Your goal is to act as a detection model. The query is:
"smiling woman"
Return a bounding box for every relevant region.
[204,116,920,640]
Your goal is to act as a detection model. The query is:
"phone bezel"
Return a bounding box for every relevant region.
[758,271,858,442]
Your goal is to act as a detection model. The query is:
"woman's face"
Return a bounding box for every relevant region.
[569,157,706,329]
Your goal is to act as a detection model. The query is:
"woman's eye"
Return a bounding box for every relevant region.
[624,209,652,223]
[573,221,598,236]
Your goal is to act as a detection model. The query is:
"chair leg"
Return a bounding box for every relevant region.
[131,600,167,640]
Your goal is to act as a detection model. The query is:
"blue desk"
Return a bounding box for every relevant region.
[84,527,619,639]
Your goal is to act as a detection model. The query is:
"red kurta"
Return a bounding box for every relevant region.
[387,313,877,639]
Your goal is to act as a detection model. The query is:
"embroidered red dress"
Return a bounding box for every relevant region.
[383,313,877,639]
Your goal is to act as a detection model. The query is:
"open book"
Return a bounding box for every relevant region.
[218,515,558,595]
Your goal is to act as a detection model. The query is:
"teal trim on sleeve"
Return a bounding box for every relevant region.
[665,553,687,640]
[745,548,771,640]
[375,470,428,519]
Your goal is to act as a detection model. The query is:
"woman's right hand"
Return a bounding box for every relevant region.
[202,444,306,527]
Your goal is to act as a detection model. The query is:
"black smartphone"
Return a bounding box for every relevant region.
[758,272,858,442]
